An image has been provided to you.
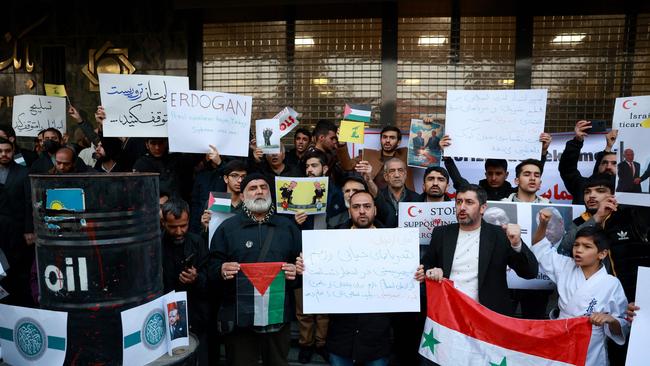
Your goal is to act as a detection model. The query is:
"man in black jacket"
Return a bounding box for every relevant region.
[161,198,210,365]
[209,173,300,366]
[0,126,37,167]
[422,184,539,316]
[559,120,617,204]
[0,137,34,306]
[319,191,393,366]
[30,128,87,174]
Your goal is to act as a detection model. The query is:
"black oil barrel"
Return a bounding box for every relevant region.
[31,173,162,365]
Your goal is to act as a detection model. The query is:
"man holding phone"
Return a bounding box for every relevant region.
[161,198,211,365]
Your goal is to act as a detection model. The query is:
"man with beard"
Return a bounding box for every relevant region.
[560,120,618,204]
[327,175,368,229]
[285,128,312,167]
[300,191,394,366]
[161,198,210,365]
[502,159,549,203]
[338,126,415,190]
[375,158,419,228]
[0,137,33,306]
[209,174,300,366]
[30,128,88,174]
[419,166,454,202]
[93,136,127,173]
[423,184,539,316]
[0,126,37,167]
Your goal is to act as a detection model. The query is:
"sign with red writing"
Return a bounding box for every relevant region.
[273,107,299,137]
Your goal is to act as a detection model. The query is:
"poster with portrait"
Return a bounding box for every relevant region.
[163,291,189,354]
[484,202,583,289]
[407,118,445,169]
[612,96,650,207]
[274,177,329,215]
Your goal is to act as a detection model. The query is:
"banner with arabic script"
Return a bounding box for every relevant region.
[99,73,189,138]
[12,95,66,137]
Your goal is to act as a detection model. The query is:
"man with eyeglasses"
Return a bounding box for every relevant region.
[191,158,249,233]
[375,158,419,228]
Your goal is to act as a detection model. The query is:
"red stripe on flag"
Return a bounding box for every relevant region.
[426,280,592,366]
[343,104,352,118]
[240,262,284,295]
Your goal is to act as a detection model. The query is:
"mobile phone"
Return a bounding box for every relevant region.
[181,253,195,269]
[589,120,608,133]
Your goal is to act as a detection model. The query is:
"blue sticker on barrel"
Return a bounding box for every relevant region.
[45,188,86,212]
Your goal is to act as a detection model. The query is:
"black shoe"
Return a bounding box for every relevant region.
[298,346,314,364]
[315,346,330,362]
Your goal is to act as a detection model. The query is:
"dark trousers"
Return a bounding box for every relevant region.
[224,324,291,366]
[510,289,553,319]
[391,312,425,366]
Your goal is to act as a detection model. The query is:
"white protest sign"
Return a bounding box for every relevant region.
[0,304,68,366]
[483,201,583,289]
[121,295,167,366]
[274,107,299,138]
[398,202,456,245]
[166,90,252,155]
[256,119,281,154]
[444,89,548,160]
[626,266,650,366]
[612,95,650,207]
[302,228,420,314]
[99,73,189,138]
[12,95,66,137]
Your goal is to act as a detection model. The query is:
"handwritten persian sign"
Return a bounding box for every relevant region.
[99,73,189,138]
[166,90,252,155]
[444,89,548,160]
[398,202,456,245]
[12,95,66,137]
[612,95,650,207]
[302,228,420,314]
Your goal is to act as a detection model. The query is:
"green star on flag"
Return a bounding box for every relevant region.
[489,357,507,366]
[421,329,441,354]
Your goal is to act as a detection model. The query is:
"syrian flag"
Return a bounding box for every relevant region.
[343,104,371,123]
[237,262,286,327]
[419,280,592,366]
[0,304,68,366]
[208,191,231,213]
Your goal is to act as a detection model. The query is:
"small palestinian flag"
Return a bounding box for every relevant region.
[208,192,231,213]
[237,262,286,327]
[343,104,372,123]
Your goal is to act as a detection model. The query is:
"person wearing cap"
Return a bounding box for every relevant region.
[327,174,368,229]
[208,173,300,366]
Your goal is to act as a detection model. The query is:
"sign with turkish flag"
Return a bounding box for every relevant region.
[398,202,456,245]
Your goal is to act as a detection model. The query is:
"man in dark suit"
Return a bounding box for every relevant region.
[0,137,34,306]
[421,184,539,316]
[617,148,642,193]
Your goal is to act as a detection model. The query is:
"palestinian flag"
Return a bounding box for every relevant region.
[208,191,231,213]
[237,262,286,327]
[343,103,371,123]
[420,280,592,366]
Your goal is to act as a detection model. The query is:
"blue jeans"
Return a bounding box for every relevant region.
[329,352,389,366]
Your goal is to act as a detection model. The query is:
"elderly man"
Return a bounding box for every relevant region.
[375,158,419,228]
[423,184,539,316]
[617,148,642,193]
[209,173,300,366]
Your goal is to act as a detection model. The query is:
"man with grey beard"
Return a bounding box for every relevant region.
[208,173,300,366]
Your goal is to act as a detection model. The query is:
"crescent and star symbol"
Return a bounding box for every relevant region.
[407,205,423,217]
[622,100,637,109]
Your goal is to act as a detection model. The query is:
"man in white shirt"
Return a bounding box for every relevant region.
[422,184,539,315]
